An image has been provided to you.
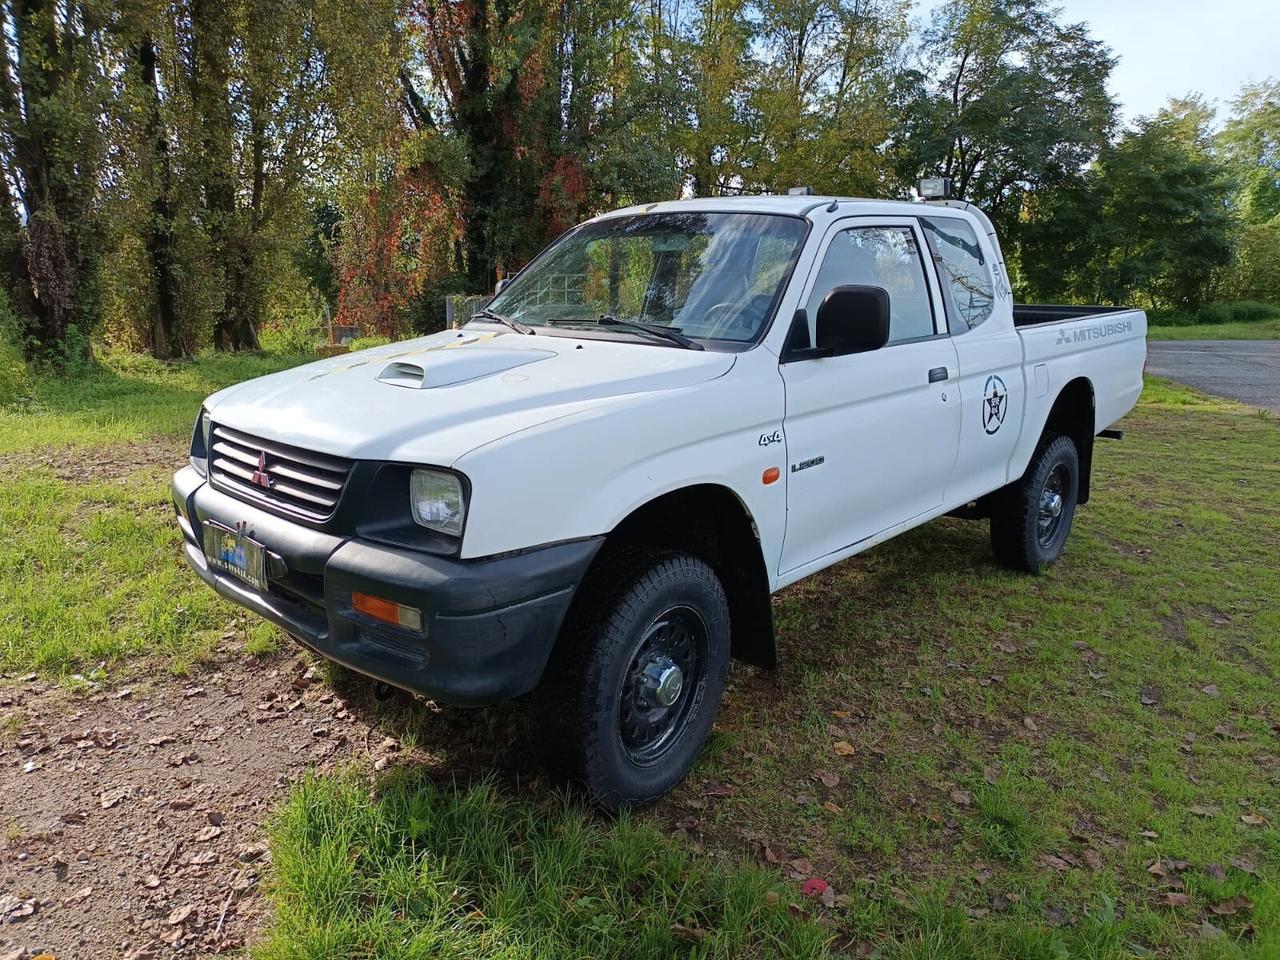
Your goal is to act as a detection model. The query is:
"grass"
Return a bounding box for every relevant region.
[0,347,307,454]
[1,353,1277,956]
[257,773,831,959]
[1147,318,1280,340]
[0,348,307,677]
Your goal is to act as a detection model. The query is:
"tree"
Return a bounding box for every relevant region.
[894,0,1115,237]
[1019,99,1234,309]
[0,0,107,363]
[1220,78,1280,226]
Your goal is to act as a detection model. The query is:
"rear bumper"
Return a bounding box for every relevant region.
[172,466,602,705]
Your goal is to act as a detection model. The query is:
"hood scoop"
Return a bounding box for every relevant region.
[376,345,555,389]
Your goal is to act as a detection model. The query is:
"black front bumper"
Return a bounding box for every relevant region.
[172,466,602,705]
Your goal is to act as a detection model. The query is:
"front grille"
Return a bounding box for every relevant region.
[209,424,352,521]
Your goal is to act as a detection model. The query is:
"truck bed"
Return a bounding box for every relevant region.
[1013,304,1133,328]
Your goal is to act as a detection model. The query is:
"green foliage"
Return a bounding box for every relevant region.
[345,335,394,352]
[895,0,1117,236]
[1149,300,1280,327]
[1019,99,1236,309]
[1220,79,1280,225]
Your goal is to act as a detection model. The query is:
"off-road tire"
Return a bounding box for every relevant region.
[990,434,1079,573]
[538,549,731,811]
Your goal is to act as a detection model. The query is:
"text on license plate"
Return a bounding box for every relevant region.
[202,521,268,591]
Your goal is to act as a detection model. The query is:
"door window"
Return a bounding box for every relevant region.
[805,226,936,344]
[921,217,994,331]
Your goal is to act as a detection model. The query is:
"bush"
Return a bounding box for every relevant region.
[1149,300,1280,327]
[0,290,32,406]
[346,335,394,352]
[258,310,323,355]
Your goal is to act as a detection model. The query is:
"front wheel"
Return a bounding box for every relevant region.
[539,550,730,811]
[990,434,1080,573]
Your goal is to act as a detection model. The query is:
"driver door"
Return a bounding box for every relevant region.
[779,218,961,575]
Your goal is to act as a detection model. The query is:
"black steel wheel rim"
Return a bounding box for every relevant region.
[1037,463,1069,547]
[618,605,708,766]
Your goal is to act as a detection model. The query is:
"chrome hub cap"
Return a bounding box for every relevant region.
[653,663,684,707]
[1037,465,1070,547]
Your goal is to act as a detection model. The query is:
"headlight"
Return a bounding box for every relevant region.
[410,469,466,537]
[190,408,212,476]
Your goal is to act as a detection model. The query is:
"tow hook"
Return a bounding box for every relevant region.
[371,680,396,702]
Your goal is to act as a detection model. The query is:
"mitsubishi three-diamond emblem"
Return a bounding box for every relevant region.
[250,451,272,488]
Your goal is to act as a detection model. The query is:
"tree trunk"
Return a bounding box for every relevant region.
[190,0,259,350]
[137,33,183,359]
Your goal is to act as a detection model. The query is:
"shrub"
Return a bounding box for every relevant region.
[1149,300,1280,327]
[346,335,394,352]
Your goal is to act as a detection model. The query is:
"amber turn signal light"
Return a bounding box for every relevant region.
[352,591,423,631]
[762,466,781,485]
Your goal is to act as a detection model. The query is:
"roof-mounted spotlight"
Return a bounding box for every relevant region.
[786,186,814,196]
[918,177,953,200]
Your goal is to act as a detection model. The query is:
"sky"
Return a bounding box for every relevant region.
[919,0,1277,123]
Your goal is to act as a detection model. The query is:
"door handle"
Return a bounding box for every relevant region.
[928,366,949,383]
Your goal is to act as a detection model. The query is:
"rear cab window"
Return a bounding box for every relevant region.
[921,217,995,333]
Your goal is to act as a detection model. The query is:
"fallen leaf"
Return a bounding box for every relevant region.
[788,858,814,877]
[813,770,840,788]
[833,740,856,757]
[1198,921,1225,940]
[1040,853,1071,872]
[822,800,842,814]
[1213,724,1249,741]
[1159,892,1190,908]
[167,904,195,925]
[1147,860,1168,878]
[195,825,222,842]
[1083,849,1102,872]
[140,874,161,888]
[830,710,851,720]
[670,923,709,942]
[949,787,971,806]
[148,735,176,747]
[1190,803,1221,817]
[1240,813,1267,826]
[801,877,828,898]
[1200,684,1220,697]
[1139,829,1159,839]
[1022,716,1038,732]
[188,850,218,865]
[1209,894,1253,916]
[1204,863,1227,882]
[1231,857,1257,874]
[820,885,836,908]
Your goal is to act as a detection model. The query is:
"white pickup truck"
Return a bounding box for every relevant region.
[172,191,1146,808]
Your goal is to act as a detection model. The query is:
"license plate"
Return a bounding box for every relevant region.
[202,521,268,592]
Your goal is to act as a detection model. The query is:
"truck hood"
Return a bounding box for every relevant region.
[204,328,737,464]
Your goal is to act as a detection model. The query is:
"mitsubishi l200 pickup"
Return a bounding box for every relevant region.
[172,190,1147,809]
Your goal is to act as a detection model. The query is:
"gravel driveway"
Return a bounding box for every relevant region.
[1145,340,1280,414]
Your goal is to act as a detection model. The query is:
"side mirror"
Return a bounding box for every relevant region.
[494,278,510,295]
[815,285,890,356]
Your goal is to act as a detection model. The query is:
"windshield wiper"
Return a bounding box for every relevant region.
[545,315,703,350]
[473,308,535,335]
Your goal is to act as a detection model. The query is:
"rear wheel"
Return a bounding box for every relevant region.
[990,434,1079,573]
[539,549,730,811]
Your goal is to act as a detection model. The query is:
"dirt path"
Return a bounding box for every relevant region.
[0,648,396,959]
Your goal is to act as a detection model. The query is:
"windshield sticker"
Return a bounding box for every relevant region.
[982,375,1008,434]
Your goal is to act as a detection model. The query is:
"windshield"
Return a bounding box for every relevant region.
[485,212,808,345]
